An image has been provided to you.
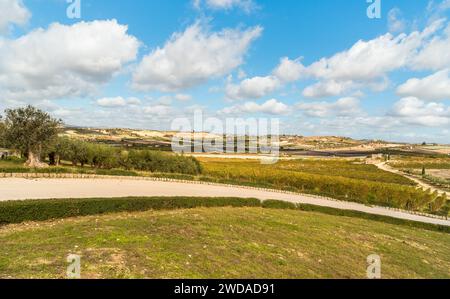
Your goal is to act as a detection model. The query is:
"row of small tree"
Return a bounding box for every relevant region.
[48,137,202,174]
[0,106,202,175]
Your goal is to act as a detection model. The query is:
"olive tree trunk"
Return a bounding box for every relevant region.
[25,150,48,168]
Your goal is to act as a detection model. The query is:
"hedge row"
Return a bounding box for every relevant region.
[0,197,448,233]
[0,197,260,225]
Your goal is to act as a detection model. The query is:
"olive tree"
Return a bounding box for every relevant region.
[0,117,5,148]
[2,106,62,168]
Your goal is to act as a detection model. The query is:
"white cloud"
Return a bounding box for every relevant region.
[143,105,173,116]
[127,97,142,105]
[155,95,173,105]
[302,80,356,98]
[296,97,362,118]
[301,19,445,98]
[397,69,450,101]
[225,57,304,100]
[0,20,139,101]
[0,0,30,34]
[427,0,450,22]
[225,19,448,101]
[174,94,192,101]
[272,57,305,83]
[96,97,141,108]
[194,0,257,13]
[306,30,425,82]
[219,99,289,115]
[388,8,406,33]
[226,76,280,100]
[132,22,262,92]
[391,97,450,126]
[413,22,450,71]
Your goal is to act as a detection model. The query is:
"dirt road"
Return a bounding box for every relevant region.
[0,177,449,226]
[375,162,448,197]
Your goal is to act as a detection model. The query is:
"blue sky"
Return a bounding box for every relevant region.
[1,0,450,143]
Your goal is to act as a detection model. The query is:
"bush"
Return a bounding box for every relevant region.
[127,150,202,174]
[295,203,450,233]
[0,197,261,224]
[262,200,297,210]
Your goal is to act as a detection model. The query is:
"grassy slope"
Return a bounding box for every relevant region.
[0,207,449,279]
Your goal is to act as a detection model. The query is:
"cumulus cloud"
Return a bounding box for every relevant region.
[0,0,30,34]
[412,22,450,71]
[391,97,450,126]
[0,20,140,102]
[227,19,449,101]
[296,97,362,118]
[397,69,450,101]
[301,19,446,98]
[228,19,447,101]
[272,57,305,83]
[226,57,304,100]
[132,22,262,92]
[306,29,427,82]
[226,76,280,100]
[96,97,141,108]
[218,99,289,115]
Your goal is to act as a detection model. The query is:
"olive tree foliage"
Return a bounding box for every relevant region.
[1,106,62,167]
[0,118,5,148]
[49,137,202,175]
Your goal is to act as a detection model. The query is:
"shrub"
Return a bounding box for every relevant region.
[0,197,261,224]
[262,200,297,210]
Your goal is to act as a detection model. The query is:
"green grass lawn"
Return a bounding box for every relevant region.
[0,207,449,279]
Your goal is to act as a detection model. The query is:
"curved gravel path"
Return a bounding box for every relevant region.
[375,162,448,197]
[0,177,449,227]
